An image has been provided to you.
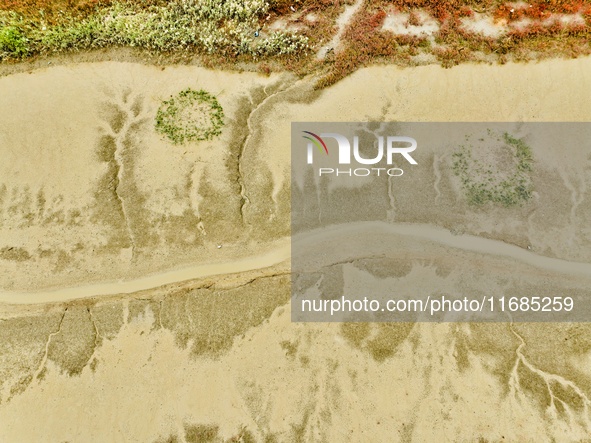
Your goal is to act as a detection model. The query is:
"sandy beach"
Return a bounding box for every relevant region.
[1,56,591,441]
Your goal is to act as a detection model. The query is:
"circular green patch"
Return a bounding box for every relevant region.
[452,132,534,207]
[155,88,224,145]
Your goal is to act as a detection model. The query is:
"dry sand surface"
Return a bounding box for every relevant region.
[0,62,295,291]
[1,56,591,442]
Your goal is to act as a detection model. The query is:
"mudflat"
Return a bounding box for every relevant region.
[1,56,591,442]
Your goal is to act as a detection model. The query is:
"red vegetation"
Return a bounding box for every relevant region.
[494,0,591,21]
[384,0,591,24]
[268,0,349,18]
[0,0,110,22]
[458,6,473,17]
[385,0,477,22]
[317,6,414,87]
[317,0,591,87]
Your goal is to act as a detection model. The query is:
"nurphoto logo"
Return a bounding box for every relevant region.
[302,130,418,176]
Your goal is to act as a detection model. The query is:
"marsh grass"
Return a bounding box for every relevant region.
[155,88,224,145]
[452,132,534,207]
[316,0,591,87]
[0,0,309,60]
[1,0,590,87]
[0,13,31,57]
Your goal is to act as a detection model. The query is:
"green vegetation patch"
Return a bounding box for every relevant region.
[0,13,30,58]
[452,131,534,207]
[155,88,224,145]
[0,0,310,61]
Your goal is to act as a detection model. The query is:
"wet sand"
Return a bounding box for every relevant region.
[1,58,591,295]
[1,56,591,442]
[293,221,591,277]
